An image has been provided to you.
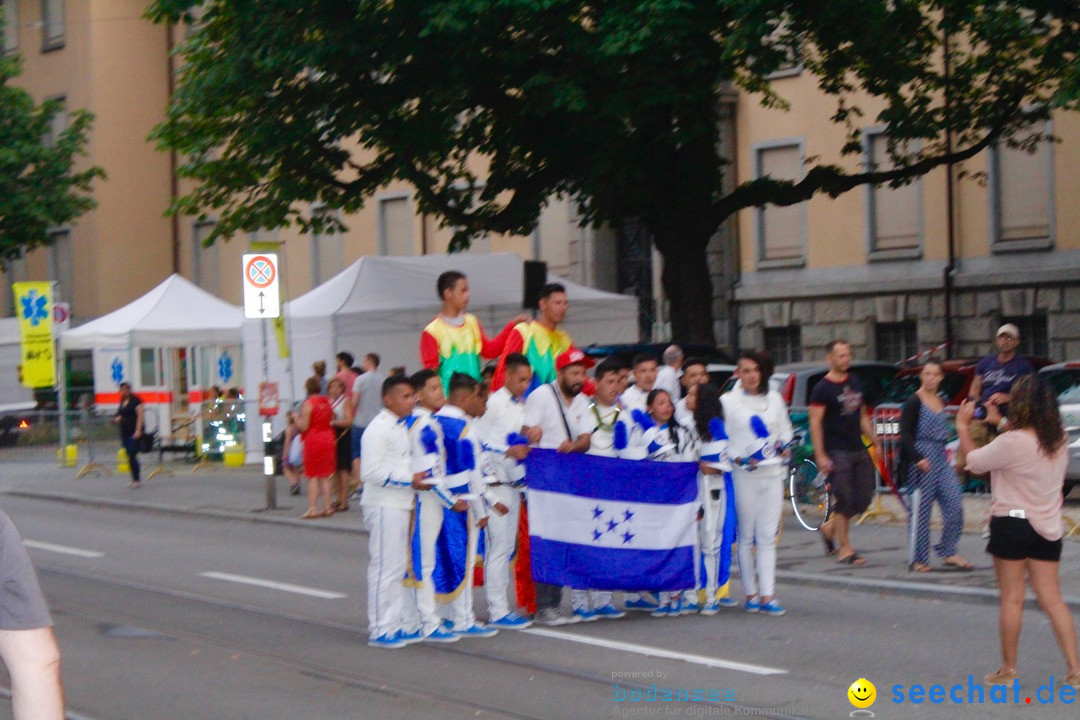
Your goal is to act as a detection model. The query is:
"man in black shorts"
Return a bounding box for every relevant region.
[809,340,883,566]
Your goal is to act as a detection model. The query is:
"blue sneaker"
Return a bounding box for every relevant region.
[573,608,598,622]
[699,602,720,616]
[441,619,455,630]
[488,613,533,630]
[718,596,739,609]
[650,604,671,618]
[624,597,660,612]
[668,597,683,616]
[423,628,460,643]
[397,629,424,645]
[743,598,762,613]
[759,600,786,616]
[456,624,499,638]
[367,633,405,649]
[681,600,699,615]
[592,604,626,619]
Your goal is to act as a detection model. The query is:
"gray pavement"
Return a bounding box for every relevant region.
[2,457,1079,610]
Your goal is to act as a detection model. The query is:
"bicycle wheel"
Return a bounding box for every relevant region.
[789,458,830,531]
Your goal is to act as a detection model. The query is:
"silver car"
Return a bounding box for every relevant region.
[1039,362,1080,498]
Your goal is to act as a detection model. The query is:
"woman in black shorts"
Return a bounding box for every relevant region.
[957,376,1080,688]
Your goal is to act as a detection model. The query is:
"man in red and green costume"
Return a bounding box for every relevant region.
[420,271,525,390]
[492,283,573,396]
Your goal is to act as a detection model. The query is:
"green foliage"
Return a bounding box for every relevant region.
[0,22,104,269]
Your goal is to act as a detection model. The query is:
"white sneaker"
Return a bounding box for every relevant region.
[536,607,579,626]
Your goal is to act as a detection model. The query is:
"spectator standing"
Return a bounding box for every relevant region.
[113,382,144,489]
[351,353,386,492]
[0,508,65,719]
[334,352,360,399]
[327,377,355,512]
[311,360,328,395]
[295,377,337,519]
[957,376,1080,688]
[964,324,1035,459]
[809,340,882,566]
[655,345,684,400]
[420,270,523,390]
[722,350,794,616]
[282,410,302,496]
[900,360,970,572]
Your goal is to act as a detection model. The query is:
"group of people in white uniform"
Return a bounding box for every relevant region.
[359,346,794,649]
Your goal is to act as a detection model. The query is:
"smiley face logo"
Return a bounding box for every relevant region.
[848,678,876,709]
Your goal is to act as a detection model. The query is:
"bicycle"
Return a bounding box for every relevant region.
[788,444,831,531]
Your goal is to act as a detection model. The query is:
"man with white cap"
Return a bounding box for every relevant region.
[966,323,1034,450]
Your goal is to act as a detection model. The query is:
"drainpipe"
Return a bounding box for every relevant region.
[166,25,180,274]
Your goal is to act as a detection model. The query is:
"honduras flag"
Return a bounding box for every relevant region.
[525,449,698,591]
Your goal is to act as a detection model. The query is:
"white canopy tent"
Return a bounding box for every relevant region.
[243,253,639,419]
[61,274,244,438]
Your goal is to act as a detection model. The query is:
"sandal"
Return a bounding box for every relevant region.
[837,553,867,566]
[321,507,335,517]
[943,556,975,571]
[336,503,349,513]
[300,510,320,520]
[909,562,932,573]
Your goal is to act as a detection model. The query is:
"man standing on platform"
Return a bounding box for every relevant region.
[420,271,526,390]
[492,283,573,395]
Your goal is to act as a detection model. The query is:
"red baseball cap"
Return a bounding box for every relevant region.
[555,347,595,371]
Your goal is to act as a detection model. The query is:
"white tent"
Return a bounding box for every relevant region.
[61,274,244,437]
[243,252,638,412]
[61,274,243,350]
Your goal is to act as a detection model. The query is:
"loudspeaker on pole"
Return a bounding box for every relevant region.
[523,260,548,311]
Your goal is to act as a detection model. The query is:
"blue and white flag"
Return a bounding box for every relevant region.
[525,449,698,592]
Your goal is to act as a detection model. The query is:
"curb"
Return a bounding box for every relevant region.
[1,489,370,537]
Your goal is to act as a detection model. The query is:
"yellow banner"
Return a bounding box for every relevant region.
[13,282,56,388]
[273,316,290,359]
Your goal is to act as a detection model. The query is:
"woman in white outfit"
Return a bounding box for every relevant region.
[720,350,794,616]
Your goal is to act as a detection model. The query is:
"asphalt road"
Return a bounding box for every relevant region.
[1,495,1078,719]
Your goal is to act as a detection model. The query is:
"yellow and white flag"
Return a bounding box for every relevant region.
[13,282,56,388]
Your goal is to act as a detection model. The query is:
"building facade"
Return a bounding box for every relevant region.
[733,68,1080,364]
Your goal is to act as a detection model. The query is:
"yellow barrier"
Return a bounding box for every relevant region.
[56,444,78,468]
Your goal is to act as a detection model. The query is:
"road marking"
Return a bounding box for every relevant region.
[199,571,347,599]
[23,540,104,558]
[521,627,787,676]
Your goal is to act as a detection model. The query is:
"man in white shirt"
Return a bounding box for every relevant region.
[359,375,427,649]
[522,347,593,625]
[474,353,534,629]
[655,345,684,400]
[674,357,709,427]
[351,353,387,490]
[620,353,659,413]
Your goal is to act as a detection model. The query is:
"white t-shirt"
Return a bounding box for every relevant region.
[477,387,527,482]
[523,383,591,450]
[655,365,682,401]
[720,388,794,472]
[619,384,650,414]
[674,397,694,429]
[352,371,386,428]
[584,402,624,458]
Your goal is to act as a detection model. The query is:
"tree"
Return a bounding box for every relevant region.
[148,0,1079,343]
[0,20,103,269]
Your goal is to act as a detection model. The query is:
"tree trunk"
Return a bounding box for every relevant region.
[657,235,716,346]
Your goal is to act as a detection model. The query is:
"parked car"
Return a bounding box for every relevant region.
[1039,362,1080,498]
[706,363,737,391]
[582,342,735,367]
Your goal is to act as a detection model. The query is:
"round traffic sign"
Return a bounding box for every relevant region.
[245,255,277,288]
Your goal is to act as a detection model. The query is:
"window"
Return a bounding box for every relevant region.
[990,127,1053,250]
[866,133,921,255]
[139,348,163,387]
[764,326,802,365]
[2,250,26,316]
[310,206,344,287]
[3,0,18,53]
[755,143,805,264]
[44,96,66,147]
[875,321,917,363]
[1000,314,1048,358]
[41,0,63,50]
[378,195,414,256]
[192,220,220,293]
[46,228,75,307]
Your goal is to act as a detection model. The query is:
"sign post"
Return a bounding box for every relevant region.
[242,254,281,508]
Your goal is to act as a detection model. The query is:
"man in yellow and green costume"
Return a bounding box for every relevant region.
[491,283,572,395]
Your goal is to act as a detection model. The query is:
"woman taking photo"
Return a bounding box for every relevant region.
[900,359,970,572]
[295,377,337,519]
[958,375,1079,688]
[721,349,793,616]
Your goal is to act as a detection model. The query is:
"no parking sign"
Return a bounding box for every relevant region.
[242,253,281,319]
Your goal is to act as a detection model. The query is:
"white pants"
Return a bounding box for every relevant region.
[699,476,727,599]
[570,589,612,611]
[484,485,522,619]
[401,493,445,635]
[362,504,412,638]
[441,508,480,630]
[731,468,784,599]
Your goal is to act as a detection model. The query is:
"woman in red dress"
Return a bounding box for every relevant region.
[294,376,337,518]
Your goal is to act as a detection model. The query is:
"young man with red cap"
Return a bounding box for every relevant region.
[520,347,594,625]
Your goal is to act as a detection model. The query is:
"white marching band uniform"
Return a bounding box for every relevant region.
[721,388,794,601]
[697,417,734,606]
[360,408,419,643]
[473,387,527,622]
